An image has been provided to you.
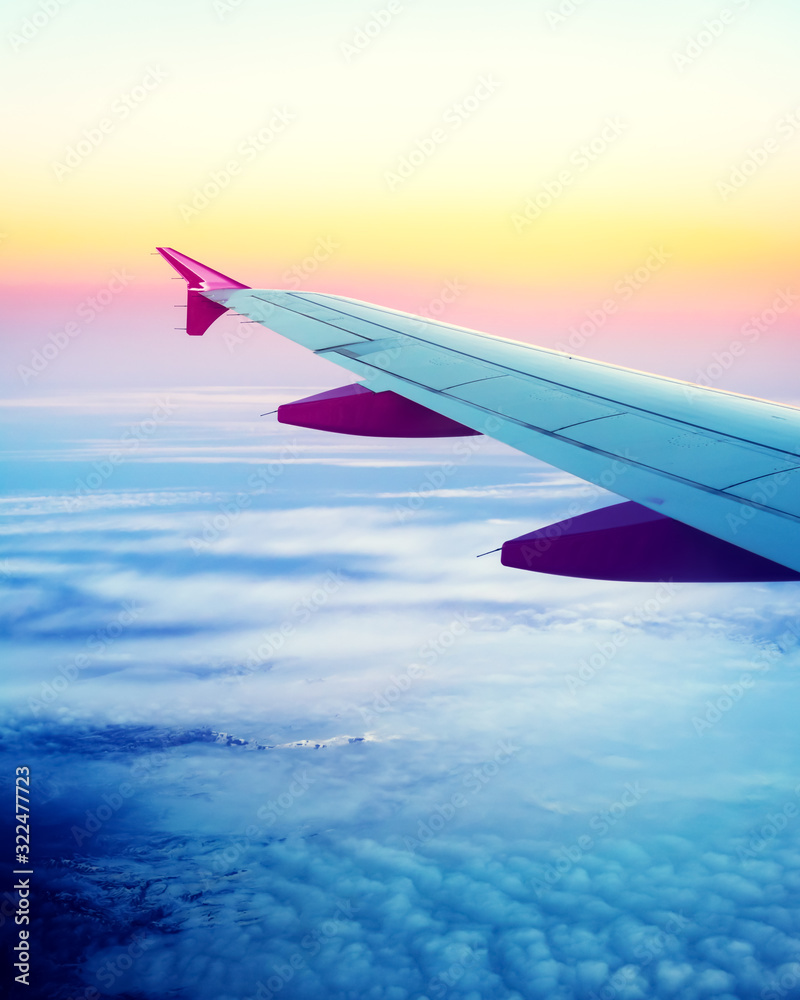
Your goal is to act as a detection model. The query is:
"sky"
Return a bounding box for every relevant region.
[2,0,800,394]
[3,1,800,998]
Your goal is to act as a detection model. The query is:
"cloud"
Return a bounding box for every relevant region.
[9,710,800,1000]
[4,412,800,1000]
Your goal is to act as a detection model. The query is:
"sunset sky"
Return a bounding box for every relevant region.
[2,0,800,397]
[4,3,800,999]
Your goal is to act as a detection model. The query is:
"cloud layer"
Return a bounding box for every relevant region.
[4,390,800,999]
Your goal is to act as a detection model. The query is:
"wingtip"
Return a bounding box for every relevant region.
[155,247,250,291]
[156,247,249,336]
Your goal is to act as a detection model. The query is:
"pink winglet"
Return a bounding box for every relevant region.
[278,382,482,438]
[156,247,249,336]
[156,247,249,291]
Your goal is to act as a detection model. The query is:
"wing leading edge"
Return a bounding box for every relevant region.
[157,247,800,581]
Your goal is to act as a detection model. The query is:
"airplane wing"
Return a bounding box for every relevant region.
[156,246,800,583]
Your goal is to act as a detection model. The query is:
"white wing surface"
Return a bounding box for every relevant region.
[158,247,800,580]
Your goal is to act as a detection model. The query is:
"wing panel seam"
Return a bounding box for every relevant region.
[316,354,800,526]
[240,291,800,461]
[723,466,800,490]
[294,292,800,459]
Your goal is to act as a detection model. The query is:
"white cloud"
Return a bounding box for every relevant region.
[5,424,800,999]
